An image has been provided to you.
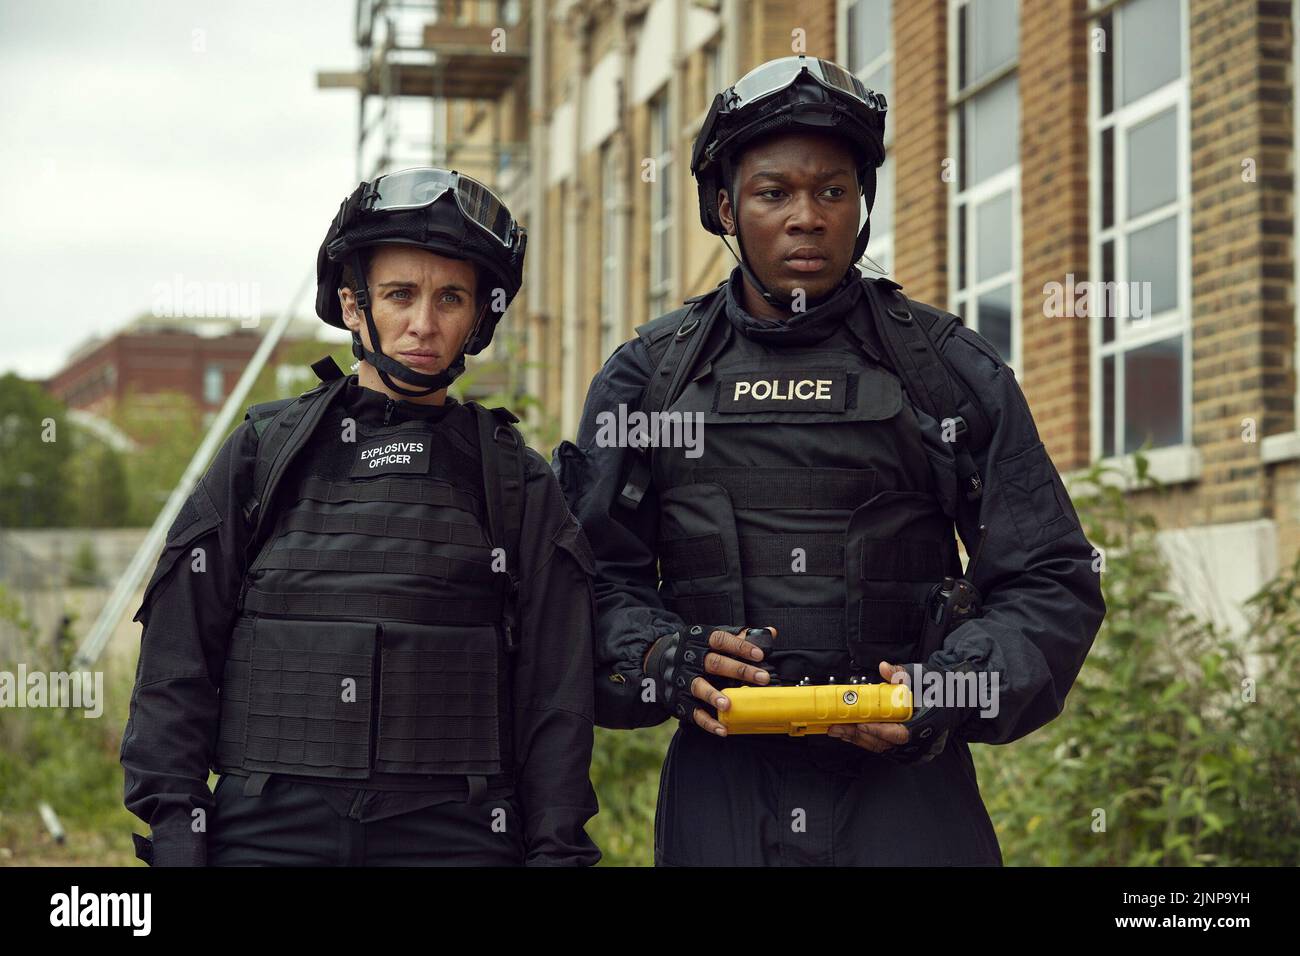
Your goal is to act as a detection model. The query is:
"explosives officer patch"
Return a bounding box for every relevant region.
[350,431,432,477]
[714,370,848,413]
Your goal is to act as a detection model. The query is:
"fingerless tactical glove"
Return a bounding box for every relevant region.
[644,625,774,720]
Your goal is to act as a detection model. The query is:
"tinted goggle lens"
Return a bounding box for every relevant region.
[454,175,514,247]
[370,168,517,248]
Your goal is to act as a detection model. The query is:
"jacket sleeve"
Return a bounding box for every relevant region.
[921,324,1107,745]
[510,450,602,866]
[552,340,684,730]
[120,420,257,866]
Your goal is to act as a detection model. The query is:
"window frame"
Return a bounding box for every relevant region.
[648,90,673,319]
[600,139,622,361]
[838,0,895,276]
[1087,0,1192,461]
[947,0,1022,372]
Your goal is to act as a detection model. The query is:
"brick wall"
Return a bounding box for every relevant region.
[1189,0,1295,525]
[892,0,949,307]
[1020,0,1092,471]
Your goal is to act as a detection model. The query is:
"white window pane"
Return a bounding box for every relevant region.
[1126,108,1178,219]
[966,77,1018,185]
[864,60,892,112]
[848,0,891,74]
[1126,214,1179,316]
[868,157,893,241]
[976,283,1013,361]
[1120,0,1182,105]
[968,0,1019,82]
[1102,354,1116,457]
[976,190,1013,282]
[1124,334,1183,451]
[203,365,223,404]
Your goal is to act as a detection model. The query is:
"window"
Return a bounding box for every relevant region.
[203,364,223,405]
[600,141,622,361]
[842,0,894,275]
[702,42,723,114]
[1090,0,1189,458]
[950,0,1020,371]
[648,92,674,318]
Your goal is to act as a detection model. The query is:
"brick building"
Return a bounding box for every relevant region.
[322,0,1300,625]
[45,315,322,423]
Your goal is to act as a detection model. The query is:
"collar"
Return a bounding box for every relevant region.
[722,266,865,346]
[342,375,458,427]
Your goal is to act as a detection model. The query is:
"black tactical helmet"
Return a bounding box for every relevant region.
[691,56,887,303]
[315,167,527,397]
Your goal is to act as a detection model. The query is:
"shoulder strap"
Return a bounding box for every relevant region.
[618,286,729,510]
[471,403,526,654]
[245,356,345,439]
[247,398,295,440]
[242,360,350,564]
[857,277,993,506]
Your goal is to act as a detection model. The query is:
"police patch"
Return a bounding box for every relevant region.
[350,432,432,477]
[715,370,848,413]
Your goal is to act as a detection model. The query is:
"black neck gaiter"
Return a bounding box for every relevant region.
[723,267,864,347]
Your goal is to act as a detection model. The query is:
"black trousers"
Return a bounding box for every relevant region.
[654,725,1004,866]
[208,774,526,866]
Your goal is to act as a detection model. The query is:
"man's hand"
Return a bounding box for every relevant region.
[826,661,911,752]
[643,626,774,736]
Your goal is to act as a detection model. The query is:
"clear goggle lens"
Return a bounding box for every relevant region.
[369,167,517,248]
[730,55,877,110]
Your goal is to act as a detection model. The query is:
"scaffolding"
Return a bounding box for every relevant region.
[317,0,530,184]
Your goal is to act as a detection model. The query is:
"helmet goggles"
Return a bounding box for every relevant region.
[700,55,887,169]
[355,167,522,252]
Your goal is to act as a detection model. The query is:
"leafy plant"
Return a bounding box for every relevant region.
[974,450,1300,865]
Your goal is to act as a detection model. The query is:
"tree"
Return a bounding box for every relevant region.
[0,374,72,527]
[110,386,205,526]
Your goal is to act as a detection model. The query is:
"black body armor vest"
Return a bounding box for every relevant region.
[215,383,513,792]
[651,280,962,684]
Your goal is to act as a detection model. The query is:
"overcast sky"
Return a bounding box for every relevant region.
[0,0,362,379]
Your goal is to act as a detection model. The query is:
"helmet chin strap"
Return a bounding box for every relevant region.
[348,250,480,399]
[726,195,784,308]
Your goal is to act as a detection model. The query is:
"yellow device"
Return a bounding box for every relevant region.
[718,682,913,735]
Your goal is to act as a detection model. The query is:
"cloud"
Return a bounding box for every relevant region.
[0,0,360,378]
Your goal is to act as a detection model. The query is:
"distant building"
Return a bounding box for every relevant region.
[44,315,327,423]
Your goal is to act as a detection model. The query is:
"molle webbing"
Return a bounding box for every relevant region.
[673,467,878,510]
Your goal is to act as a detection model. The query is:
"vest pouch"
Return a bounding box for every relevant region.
[657,482,745,628]
[224,617,378,779]
[845,490,960,674]
[373,621,502,776]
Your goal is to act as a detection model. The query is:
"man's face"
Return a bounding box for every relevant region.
[717,130,861,305]
[338,244,480,381]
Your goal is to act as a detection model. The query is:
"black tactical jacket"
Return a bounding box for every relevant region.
[122,376,600,866]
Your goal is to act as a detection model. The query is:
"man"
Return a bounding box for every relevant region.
[122,167,600,866]
[555,57,1106,865]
